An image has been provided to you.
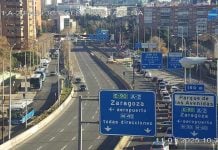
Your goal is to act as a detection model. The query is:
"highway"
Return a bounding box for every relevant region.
[13,43,118,150]
[11,42,218,150]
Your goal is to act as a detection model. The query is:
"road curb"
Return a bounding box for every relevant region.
[0,88,75,150]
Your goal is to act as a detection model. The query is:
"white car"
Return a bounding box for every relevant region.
[162,95,172,102]
[165,127,173,138]
[160,90,169,98]
[150,141,169,150]
[170,85,180,93]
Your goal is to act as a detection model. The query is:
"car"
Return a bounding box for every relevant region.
[79,84,86,91]
[159,85,167,91]
[50,71,56,76]
[168,137,178,149]
[164,127,173,139]
[160,90,169,98]
[75,77,81,84]
[170,85,180,93]
[144,71,152,79]
[152,76,158,82]
[158,121,172,132]
[159,81,166,87]
[162,95,172,102]
[150,141,169,150]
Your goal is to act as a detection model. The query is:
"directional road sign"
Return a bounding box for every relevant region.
[167,52,183,69]
[173,92,217,139]
[99,90,156,136]
[185,84,205,92]
[141,52,162,69]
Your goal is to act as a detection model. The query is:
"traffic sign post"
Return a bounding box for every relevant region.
[172,92,217,139]
[185,84,205,92]
[99,90,156,136]
[167,52,183,69]
[141,52,162,69]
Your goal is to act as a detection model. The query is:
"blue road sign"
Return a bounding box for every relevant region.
[185,84,205,92]
[99,90,156,136]
[167,52,183,69]
[141,52,162,69]
[173,92,217,139]
[134,42,142,50]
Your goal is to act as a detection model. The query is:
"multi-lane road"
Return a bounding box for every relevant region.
[11,41,218,150]
[13,43,118,150]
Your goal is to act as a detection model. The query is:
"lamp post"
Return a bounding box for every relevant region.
[8,43,16,140]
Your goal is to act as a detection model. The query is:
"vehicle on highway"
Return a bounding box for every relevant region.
[162,95,172,102]
[170,85,180,93]
[11,99,35,125]
[30,74,42,90]
[79,84,87,91]
[150,141,169,150]
[75,77,82,83]
[160,90,169,98]
[152,76,158,82]
[164,127,173,139]
[144,71,152,80]
[158,121,172,132]
[50,71,56,76]
[35,68,46,82]
[168,137,178,149]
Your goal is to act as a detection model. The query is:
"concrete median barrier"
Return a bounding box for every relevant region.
[0,88,74,150]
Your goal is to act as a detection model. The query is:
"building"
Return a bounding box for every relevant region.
[0,0,41,50]
[50,13,77,33]
[141,3,218,39]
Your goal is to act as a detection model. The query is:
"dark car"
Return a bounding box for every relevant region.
[75,77,81,84]
[79,84,86,91]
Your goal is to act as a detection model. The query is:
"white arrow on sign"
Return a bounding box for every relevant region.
[144,128,151,133]
[105,126,111,132]
[190,131,198,137]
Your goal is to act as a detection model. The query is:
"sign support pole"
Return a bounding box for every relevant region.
[78,96,82,150]
[78,96,99,150]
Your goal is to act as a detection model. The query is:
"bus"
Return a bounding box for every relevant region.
[11,99,35,125]
[35,68,46,82]
[30,74,42,90]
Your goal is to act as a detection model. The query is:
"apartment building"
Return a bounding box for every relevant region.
[0,0,41,50]
[141,3,218,39]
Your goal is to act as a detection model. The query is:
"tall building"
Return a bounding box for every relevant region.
[0,0,40,50]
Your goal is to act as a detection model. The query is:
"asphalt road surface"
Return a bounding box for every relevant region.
[13,43,118,150]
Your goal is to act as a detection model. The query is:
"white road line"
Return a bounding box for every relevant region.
[49,137,55,141]
[88,145,93,150]
[37,146,43,150]
[61,145,68,150]
[92,115,95,119]
[95,111,98,115]
[72,136,76,141]
[73,116,77,120]
[67,121,72,126]
[59,129,64,132]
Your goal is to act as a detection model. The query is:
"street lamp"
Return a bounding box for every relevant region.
[8,43,16,140]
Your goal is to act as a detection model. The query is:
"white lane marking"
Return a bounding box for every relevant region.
[37,146,43,150]
[49,137,55,141]
[73,116,77,120]
[61,145,68,150]
[72,136,76,141]
[68,121,72,126]
[79,52,101,89]
[92,115,95,119]
[95,111,98,115]
[60,129,64,132]
[88,145,93,150]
